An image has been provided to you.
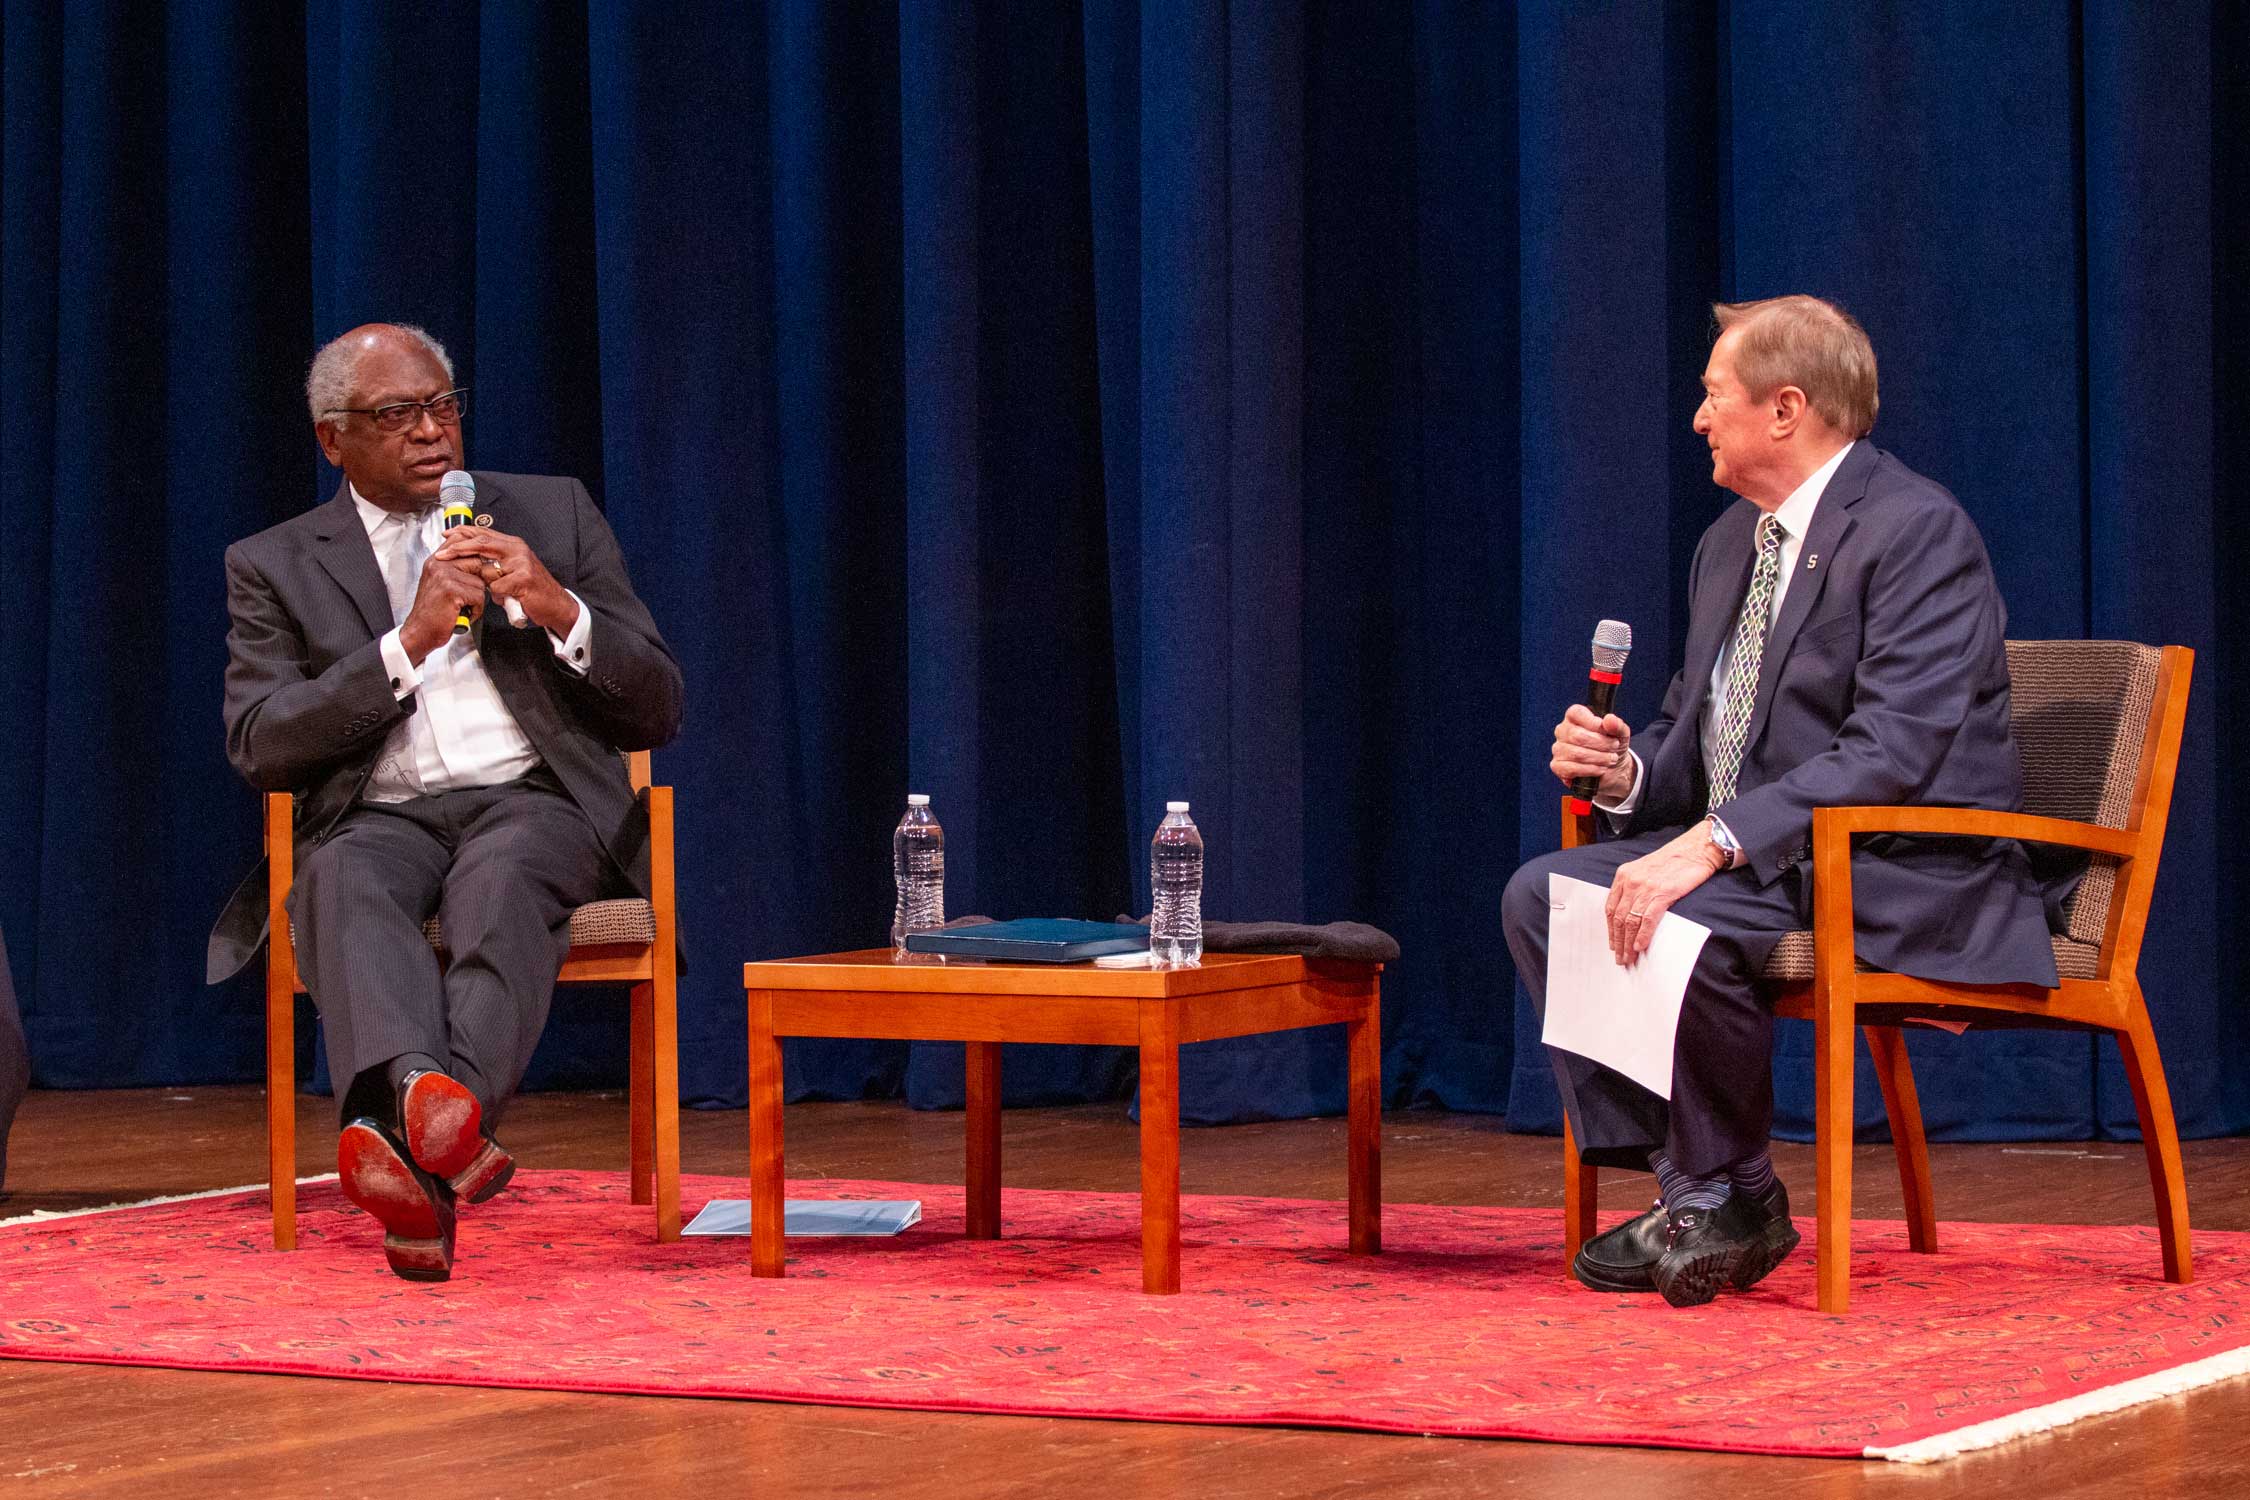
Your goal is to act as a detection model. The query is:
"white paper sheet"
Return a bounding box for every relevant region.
[1539,873,1713,1100]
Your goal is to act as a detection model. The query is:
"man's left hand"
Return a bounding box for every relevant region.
[1603,825,1728,966]
[433,526,579,637]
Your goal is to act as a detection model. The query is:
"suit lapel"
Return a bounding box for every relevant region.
[1743,443,1875,753]
[309,483,395,640]
[1680,503,1758,736]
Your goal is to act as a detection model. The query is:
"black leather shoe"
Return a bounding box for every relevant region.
[1572,1201,1668,1292]
[1652,1191,1767,1307]
[1731,1182,1802,1292]
[398,1069,485,1181]
[448,1136,516,1205]
[338,1117,457,1282]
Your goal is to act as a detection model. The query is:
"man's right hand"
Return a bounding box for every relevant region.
[398,558,488,664]
[1551,704,1635,804]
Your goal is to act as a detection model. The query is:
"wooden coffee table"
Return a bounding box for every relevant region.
[741,949,1383,1293]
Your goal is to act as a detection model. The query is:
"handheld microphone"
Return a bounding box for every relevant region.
[440,470,476,635]
[1565,619,1634,815]
[439,467,529,630]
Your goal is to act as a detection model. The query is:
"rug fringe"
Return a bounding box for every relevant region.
[0,1175,336,1225]
[1866,1343,2250,1463]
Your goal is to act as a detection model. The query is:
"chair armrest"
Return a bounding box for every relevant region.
[1811,805,2136,859]
[645,782,676,930]
[264,793,293,881]
[1807,804,2125,996]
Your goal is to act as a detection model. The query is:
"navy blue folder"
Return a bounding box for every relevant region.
[903,919,1150,963]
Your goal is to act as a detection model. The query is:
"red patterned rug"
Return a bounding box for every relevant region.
[5,1171,2248,1461]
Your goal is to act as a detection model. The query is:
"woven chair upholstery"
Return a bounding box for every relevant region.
[2005,639,2160,945]
[290,897,657,953]
[1763,929,2100,982]
[1752,639,2157,985]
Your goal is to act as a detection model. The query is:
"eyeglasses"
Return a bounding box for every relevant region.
[324,389,468,433]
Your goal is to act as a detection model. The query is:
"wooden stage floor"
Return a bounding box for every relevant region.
[3,1086,2246,1498]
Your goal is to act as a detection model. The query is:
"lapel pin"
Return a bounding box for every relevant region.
[475,513,495,528]
[1806,553,1819,570]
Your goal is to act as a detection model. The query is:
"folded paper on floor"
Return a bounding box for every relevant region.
[682,1198,923,1237]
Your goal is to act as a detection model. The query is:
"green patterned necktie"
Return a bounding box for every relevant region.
[1707,513,1785,808]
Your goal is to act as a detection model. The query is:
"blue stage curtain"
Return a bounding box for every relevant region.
[2,3,2242,1141]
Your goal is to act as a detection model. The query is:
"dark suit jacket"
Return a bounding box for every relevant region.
[1622,442,2058,987]
[206,472,684,983]
[0,923,25,1193]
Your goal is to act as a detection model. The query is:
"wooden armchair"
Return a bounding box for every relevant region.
[1560,641,2194,1313]
[262,751,681,1248]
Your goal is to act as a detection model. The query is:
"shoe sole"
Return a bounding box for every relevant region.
[450,1140,516,1206]
[1654,1242,1748,1307]
[401,1073,484,1180]
[1731,1216,1803,1292]
[338,1122,453,1283]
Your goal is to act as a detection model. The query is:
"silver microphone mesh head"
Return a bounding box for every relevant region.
[1591,619,1633,673]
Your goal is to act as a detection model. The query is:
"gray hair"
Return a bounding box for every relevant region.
[305,324,454,427]
[1712,295,1879,439]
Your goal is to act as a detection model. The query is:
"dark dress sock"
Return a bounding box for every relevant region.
[1653,1152,1730,1214]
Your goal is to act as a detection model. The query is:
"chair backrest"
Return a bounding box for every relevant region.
[2004,639,2162,947]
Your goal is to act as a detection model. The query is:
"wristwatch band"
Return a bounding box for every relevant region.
[1704,814,1740,869]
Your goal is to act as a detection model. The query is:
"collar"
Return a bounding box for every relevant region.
[1766,440,1854,543]
[351,483,437,538]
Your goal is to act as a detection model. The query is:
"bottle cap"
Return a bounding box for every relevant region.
[907,793,930,806]
[1166,800,1190,812]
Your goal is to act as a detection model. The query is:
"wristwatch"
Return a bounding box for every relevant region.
[1703,814,1741,870]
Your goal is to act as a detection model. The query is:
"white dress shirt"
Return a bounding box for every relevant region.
[1600,441,1857,840]
[354,487,594,804]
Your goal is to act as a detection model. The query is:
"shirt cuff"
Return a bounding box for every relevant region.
[379,628,421,701]
[1594,749,1644,816]
[548,590,592,676]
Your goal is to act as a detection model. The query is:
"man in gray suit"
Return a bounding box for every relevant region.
[211,323,683,1280]
[1503,295,2054,1307]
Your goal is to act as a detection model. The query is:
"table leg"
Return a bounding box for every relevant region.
[1138,1001,1181,1295]
[965,1040,1002,1238]
[747,990,786,1277]
[1347,984,1382,1255]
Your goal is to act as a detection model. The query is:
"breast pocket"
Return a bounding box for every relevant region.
[1794,609,1861,653]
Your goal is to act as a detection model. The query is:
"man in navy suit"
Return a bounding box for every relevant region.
[1502,295,2054,1306]
[210,324,682,1281]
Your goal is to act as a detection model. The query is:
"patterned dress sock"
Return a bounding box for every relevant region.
[1727,1152,1784,1212]
[1652,1152,1731,1215]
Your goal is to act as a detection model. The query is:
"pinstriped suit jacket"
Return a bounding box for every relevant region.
[206,472,683,983]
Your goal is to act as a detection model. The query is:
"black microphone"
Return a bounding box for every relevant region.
[441,469,476,635]
[1566,619,1634,815]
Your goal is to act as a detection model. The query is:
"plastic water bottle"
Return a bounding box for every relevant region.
[1149,801,1204,967]
[891,794,945,956]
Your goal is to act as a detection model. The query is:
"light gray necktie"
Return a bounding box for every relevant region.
[385,510,432,627]
[1706,513,1785,808]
